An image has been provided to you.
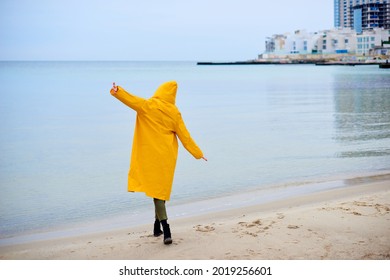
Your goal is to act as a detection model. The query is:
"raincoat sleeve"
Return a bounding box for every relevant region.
[111,86,146,112]
[175,113,204,159]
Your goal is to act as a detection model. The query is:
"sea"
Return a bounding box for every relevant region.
[0,61,389,244]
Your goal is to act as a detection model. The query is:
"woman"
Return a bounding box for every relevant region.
[110,81,207,245]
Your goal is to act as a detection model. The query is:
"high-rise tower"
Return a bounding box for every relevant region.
[334,0,390,31]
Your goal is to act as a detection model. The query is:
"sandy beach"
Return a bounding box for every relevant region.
[1,174,389,260]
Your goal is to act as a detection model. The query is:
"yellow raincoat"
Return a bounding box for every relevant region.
[111,81,203,201]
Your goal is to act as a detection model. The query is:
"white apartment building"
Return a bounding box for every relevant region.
[356,28,390,54]
[284,30,321,55]
[265,30,319,55]
[317,28,357,54]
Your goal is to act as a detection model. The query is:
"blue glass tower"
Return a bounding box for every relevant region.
[334,0,341,28]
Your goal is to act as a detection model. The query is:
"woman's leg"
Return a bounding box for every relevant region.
[153,199,165,236]
[153,198,172,244]
[153,198,167,221]
[153,219,163,237]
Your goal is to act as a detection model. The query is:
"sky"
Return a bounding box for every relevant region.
[0,0,333,61]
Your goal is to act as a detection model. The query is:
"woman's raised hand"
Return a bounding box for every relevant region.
[110,82,118,95]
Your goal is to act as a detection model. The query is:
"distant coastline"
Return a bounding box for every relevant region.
[197,59,389,66]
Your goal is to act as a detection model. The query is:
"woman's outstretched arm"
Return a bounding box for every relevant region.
[110,82,146,112]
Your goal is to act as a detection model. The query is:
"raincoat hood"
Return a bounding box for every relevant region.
[152,81,177,104]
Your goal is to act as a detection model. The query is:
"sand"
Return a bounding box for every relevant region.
[1,175,389,260]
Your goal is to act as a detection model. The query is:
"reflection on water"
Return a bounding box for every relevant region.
[332,68,390,158]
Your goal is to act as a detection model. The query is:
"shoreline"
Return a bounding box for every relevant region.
[0,173,389,260]
[196,60,389,66]
[1,171,389,246]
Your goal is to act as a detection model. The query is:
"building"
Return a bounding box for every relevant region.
[356,28,390,54]
[319,28,358,54]
[334,0,390,32]
[263,28,390,58]
[265,28,357,56]
[260,2,390,61]
[265,34,286,54]
[265,30,321,55]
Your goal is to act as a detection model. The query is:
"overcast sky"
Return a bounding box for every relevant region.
[0,0,333,61]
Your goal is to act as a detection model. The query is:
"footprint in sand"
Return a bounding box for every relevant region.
[277,213,285,219]
[236,219,276,238]
[322,201,390,217]
[194,224,215,232]
[353,201,390,215]
[287,225,300,229]
[173,237,183,245]
[238,219,262,228]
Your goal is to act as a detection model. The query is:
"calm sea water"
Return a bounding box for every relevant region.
[0,61,389,240]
